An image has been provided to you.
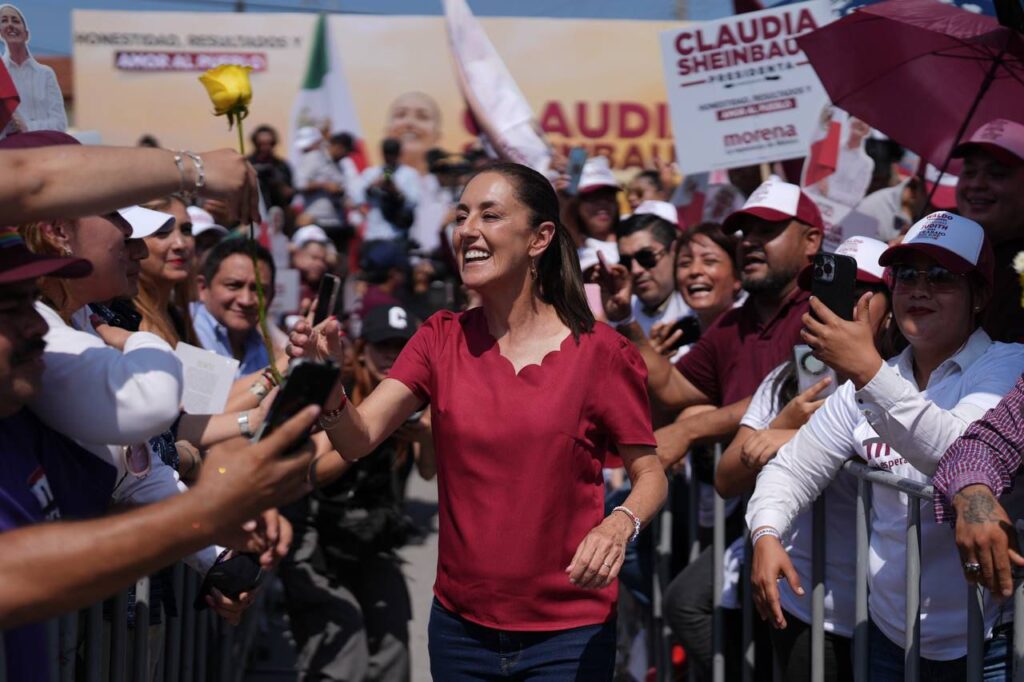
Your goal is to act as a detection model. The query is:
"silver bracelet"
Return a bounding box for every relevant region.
[184,151,205,190]
[612,505,641,543]
[172,153,189,194]
[751,527,781,547]
[237,410,254,439]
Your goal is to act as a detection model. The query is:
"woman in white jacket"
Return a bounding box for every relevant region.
[748,213,1024,680]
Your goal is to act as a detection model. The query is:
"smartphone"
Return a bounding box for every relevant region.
[793,344,837,398]
[312,274,341,326]
[811,253,857,320]
[665,316,702,351]
[255,360,341,453]
[565,146,588,196]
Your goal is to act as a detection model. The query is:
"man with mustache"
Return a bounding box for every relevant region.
[0,227,317,680]
[618,179,822,680]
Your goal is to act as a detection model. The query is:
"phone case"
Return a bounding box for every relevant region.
[811,253,858,320]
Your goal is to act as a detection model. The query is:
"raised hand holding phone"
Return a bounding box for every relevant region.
[800,293,882,390]
[312,274,341,326]
[254,360,341,453]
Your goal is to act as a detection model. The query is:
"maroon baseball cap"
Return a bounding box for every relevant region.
[0,130,81,150]
[0,226,92,285]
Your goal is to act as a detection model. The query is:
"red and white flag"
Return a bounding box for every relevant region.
[0,60,20,130]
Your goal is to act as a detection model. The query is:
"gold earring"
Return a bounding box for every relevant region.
[62,246,73,257]
[529,259,538,280]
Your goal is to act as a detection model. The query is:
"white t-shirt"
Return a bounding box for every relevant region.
[748,330,1024,659]
[361,164,421,241]
[740,362,857,636]
[3,55,66,133]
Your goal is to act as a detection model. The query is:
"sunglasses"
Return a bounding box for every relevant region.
[891,264,964,290]
[620,247,668,271]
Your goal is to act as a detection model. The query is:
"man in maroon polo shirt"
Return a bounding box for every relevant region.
[619,179,821,681]
[621,178,823,467]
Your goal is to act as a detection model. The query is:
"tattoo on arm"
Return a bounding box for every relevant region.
[957,491,1001,524]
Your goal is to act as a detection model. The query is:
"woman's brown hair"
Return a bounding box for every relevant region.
[20,221,76,321]
[135,195,198,345]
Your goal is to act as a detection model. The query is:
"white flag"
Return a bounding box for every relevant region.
[443,0,552,175]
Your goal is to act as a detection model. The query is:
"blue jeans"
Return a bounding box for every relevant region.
[427,598,616,681]
[868,620,1012,682]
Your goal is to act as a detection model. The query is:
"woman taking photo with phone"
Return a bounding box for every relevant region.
[748,213,1024,680]
[289,161,667,680]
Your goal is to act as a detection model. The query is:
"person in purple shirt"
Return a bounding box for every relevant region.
[0,227,317,681]
[934,373,1024,599]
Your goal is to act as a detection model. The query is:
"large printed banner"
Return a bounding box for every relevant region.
[72,11,684,171]
[659,0,832,174]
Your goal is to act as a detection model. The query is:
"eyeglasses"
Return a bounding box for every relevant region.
[891,264,965,291]
[620,248,668,271]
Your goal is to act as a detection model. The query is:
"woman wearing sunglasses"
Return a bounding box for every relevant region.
[748,212,1024,680]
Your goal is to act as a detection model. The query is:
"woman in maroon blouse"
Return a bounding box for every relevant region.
[289,162,667,680]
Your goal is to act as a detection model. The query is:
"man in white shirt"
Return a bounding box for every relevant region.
[0,5,66,134]
[361,138,420,242]
[293,126,347,229]
[602,201,691,337]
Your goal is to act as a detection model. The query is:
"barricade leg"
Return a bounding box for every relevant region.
[853,477,871,682]
[180,571,197,682]
[652,486,675,682]
[905,500,921,682]
[1014,580,1024,682]
[164,563,184,682]
[712,444,725,682]
[110,591,129,682]
[967,583,984,682]
[132,577,150,682]
[84,603,102,682]
[811,496,826,682]
[58,612,77,682]
[741,533,754,682]
[195,608,209,682]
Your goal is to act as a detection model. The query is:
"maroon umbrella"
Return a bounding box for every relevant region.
[796,0,1024,174]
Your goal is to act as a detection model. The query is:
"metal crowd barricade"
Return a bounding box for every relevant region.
[0,562,263,682]
[648,451,1024,682]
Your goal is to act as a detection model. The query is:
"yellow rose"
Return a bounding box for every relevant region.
[199,64,253,117]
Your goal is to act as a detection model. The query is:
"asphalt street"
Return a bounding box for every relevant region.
[244,474,440,682]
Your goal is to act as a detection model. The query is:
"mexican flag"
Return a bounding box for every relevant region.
[288,14,362,171]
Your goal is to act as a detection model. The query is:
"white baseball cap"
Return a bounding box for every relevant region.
[578,157,619,194]
[293,126,324,152]
[952,118,1024,166]
[879,211,994,287]
[633,200,679,227]
[722,178,823,232]
[187,206,229,238]
[116,206,175,239]
[292,224,330,249]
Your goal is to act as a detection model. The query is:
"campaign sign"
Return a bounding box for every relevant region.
[660,0,832,173]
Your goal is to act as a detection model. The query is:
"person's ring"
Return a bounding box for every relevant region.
[602,562,613,568]
[963,562,982,573]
